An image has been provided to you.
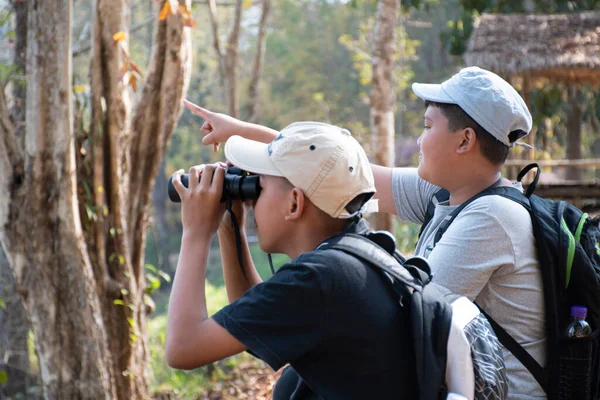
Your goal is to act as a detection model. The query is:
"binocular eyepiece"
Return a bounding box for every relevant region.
[167,166,261,203]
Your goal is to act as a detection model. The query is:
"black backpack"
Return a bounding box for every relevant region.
[319,231,508,400]
[421,163,600,400]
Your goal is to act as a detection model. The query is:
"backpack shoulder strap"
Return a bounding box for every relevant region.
[419,188,450,239]
[318,233,421,293]
[475,304,549,392]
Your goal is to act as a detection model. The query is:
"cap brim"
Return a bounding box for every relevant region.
[412,83,456,104]
[224,135,284,176]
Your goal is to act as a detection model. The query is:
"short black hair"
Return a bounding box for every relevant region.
[425,101,509,165]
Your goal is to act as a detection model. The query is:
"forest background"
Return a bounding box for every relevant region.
[0,0,599,399]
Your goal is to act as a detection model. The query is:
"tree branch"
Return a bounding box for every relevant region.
[247,0,270,123]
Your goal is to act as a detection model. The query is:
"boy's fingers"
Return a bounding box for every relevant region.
[183,99,211,119]
[171,169,186,197]
[214,143,220,152]
[201,121,213,136]
[188,165,204,190]
[200,165,215,191]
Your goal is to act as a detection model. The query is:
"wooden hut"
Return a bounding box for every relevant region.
[464,12,600,182]
[465,12,600,84]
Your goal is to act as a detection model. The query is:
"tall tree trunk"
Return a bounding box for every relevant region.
[224,0,243,117]
[369,0,399,232]
[207,0,243,117]
[0,1,31,396]
[207,0,226,86]
[247,0,271,123]
[566,86,582,181]
[0,1,117,398]
[0,0,192,398]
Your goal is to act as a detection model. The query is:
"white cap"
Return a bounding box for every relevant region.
[412,66,532,148]
[224,122,375,219]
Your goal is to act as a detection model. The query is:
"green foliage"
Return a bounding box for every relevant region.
[148,283,252,398]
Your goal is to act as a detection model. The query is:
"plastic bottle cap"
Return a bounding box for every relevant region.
[570,305,588,318]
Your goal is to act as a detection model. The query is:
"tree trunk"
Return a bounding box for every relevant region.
[0,0,192,398]
[247,0,271,123]
[566,86,582,181]
[1,1,117,398]
[0,1,32,396]
[369,0,399,232]
[224,0,243,117]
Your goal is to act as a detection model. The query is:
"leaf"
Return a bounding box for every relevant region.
[113,299,125,306]
[158,270,171,283]
[145,264,157,273]
[0,298,5,309]
[0,370,6,385]
[121,289,129,296]
[74,85,86,92]
[129,73,138,93]
[113,31,126,44]
[243,0,253,8]
[178,5,197,28]
[158,1,171,20]
[127,317,136,328]
[129,61,143,77]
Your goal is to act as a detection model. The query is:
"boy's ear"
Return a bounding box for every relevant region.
[285,188,305,221]
[456,128,477,154]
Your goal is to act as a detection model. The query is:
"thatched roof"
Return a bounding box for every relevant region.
[465,12,600,83]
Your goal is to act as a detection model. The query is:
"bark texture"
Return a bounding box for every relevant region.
[1,1,117,398]
[0,1,31,395]
[369,0,399,232]
[0,0,192,398]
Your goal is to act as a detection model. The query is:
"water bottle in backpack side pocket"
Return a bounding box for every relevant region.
[567,306,593,338]
[559,305,593,399]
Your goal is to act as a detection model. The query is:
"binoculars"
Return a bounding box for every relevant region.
[167,167,261,203]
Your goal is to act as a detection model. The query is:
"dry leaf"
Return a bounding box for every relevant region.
[129,61,143,77]
[178,5,197,28]
[129,73,138,93]
[113,31,126,44]
[158,1,171,20]
[183,17,197,28]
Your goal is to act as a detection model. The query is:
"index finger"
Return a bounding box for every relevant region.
[183,99,211,119]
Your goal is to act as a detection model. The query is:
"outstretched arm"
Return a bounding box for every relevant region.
[184,99,278,149]
[184,100,400,216]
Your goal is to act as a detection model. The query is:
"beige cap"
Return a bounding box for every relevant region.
[224,122,375,219]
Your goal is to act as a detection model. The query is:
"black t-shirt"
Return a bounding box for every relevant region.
[212,224,417,399]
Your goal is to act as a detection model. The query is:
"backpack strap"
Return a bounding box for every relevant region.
[419,188,450,239]
[476,305,550,393]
